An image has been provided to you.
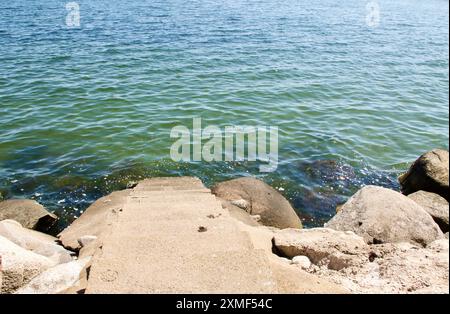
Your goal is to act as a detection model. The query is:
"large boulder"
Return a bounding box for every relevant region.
[211,177,302,229]
[0,199,57,232]
[408,191,449,233]
[15,257,91,294]
[0,220,73,264]
[325,186,443,246]
[58,190,130,251]
[399,149,449,201]
[0,235,54,293]
[273,228,369,270]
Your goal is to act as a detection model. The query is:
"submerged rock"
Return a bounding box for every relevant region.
[399,149,449,201]
[325,186,443,246]
[212,177,302,229]
[0,199,57,232]
[408,191,449,233]
[0,235,54,294]
[0,220,72,264]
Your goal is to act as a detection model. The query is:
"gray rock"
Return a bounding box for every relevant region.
[0,235,54,293]
[399,149,449,201]
[325,186,444,246]
[273,228,369,270]
[0,199,57,232]
[15,257,91,294]
[0,220,73,264]
[408,191,449,233]
[212,177,302,229]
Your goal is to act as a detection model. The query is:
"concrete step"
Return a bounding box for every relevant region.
[112,209,240,234]
[86,249,277,294]
[134,177,208,191]
[121,204,229,221]
[127,194,220,206]
[95,229,255,258]
[84,177,280,294]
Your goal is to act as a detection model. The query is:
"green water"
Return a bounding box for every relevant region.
[0,0,448,231]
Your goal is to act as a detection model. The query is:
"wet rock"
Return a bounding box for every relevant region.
[0,199,57,232]
[325,186,443,246]
[399,149,449,201]
[212,177,302,229]
[0,220,72,264]
[0,235,54,293]
[408,191,449,233]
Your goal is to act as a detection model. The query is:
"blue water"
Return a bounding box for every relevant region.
[0,0,448,231]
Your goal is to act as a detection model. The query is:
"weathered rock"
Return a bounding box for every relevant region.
[0,199,57,232]
[370,240,449,293]
[15,257,91,294]
[325,186,444,246]
[0,235,54,293]
[408,191,449,233]
[0,220,73,264]
[211,177,302,229]
[58,190,130,251]
[273,228,369,270]
[309,240,449,294]
[291,256,312,270]
[399,149,449,201]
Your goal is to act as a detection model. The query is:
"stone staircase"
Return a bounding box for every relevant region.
[85,177,279,293]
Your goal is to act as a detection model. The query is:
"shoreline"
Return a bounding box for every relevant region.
[0,149,448,294]
[0,158,403,234]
